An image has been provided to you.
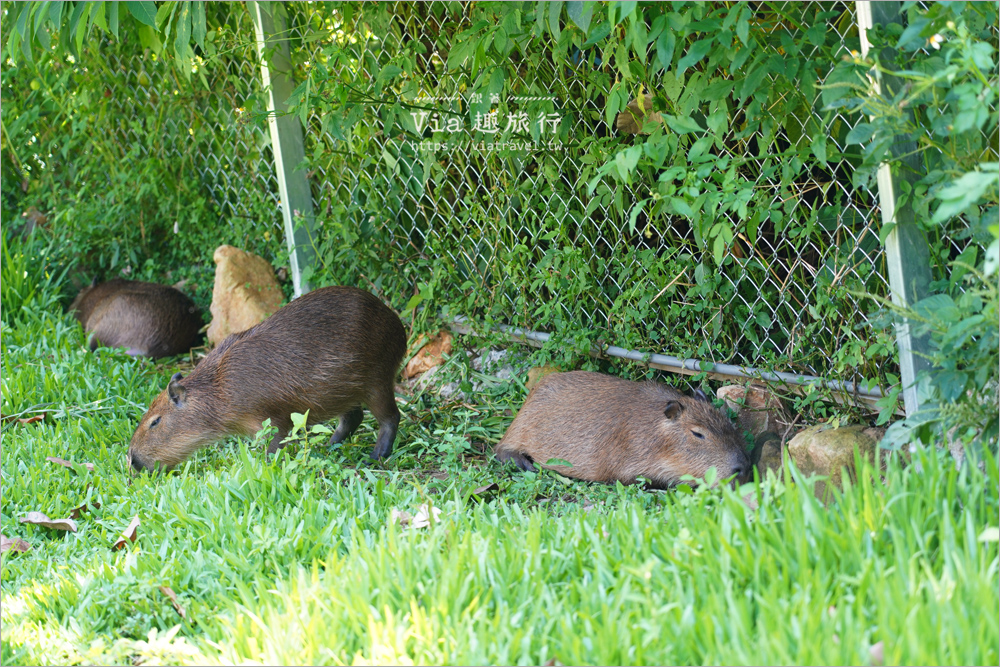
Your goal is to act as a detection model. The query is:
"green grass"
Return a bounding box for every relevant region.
[1,267,998,666]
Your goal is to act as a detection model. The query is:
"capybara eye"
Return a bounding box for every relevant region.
[692,430,705,439]
[150,416,161,428]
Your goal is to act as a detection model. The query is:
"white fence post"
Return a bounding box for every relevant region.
[856,1,935,417]
[252,1,316,297]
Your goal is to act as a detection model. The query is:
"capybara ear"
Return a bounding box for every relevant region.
[171,372,184,382]
[664,400,684,420]
[693,388,710,403]
[168,378,187,407]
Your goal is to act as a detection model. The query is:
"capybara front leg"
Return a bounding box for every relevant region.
[330,407,365,445]
[266,426,290,455]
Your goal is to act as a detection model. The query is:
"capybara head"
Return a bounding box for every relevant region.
[129,372,217,472]
[651,389,751,484]
[495,371,751,488]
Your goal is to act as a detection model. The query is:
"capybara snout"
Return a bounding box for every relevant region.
[71,279,202,359]
[495,371,750,487]
[128,286,407,471]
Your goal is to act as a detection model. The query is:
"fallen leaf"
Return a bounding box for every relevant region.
[390,504,441,530]
[19,512,78,532]
[69,502,101,520]
[525,364,560,392]
[46,457,95,473]
[869,641,884,666]
[390,509,413,526]
[472,483,499,496]
[0,534,32,553]
[411,504,442,529]
[113,515,141,550]
[429,471,449,481]
[403,330,453,379]
[159,586,187,619]
[18,415,45,425]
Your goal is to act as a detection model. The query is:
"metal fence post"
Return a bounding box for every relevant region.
[856,1,935,417]
[252,1,316,297]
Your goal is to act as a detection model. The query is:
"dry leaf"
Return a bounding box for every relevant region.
[869,641,884,666]
[429,471,449,481]
[411,504,442,529]
[19,512,78,532]
[390,509,413,526]
[403,330,453,379]
[159,586,187,619]
[472,483,499,496]
[390,504,441,530]
[46,457,95,473]
[1,534,32,553]
[113,515,141,550]
[69,502,100,520]
[19,415,44,425]
[525,365,560,392]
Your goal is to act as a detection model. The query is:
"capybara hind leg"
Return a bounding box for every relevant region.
[330,407,364,445]
[497,449,535,472]
[368,389,400,460]
[266,426,290,455]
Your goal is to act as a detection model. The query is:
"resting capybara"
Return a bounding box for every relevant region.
[70,279,202,358]
[495,371,751,487]
[127,286,406,472]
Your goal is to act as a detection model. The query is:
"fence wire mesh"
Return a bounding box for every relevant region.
[68,1,996,399]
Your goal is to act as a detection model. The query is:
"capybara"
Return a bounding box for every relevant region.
[495,371,751,487]
[70,278,202,358]
[127,286,406,472]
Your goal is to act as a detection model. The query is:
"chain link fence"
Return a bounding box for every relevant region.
[82,2,996,405]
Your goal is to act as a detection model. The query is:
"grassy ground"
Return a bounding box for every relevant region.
[2,252,998,665]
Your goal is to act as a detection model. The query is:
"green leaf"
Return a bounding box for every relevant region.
[676,38,713,74]
[566,1,593,34]
[810,133,828,165]
[663,114,705,135]
[126,0,157,27]
[656,28,676,70]
[932,168,1000,223]
[913,294,960,323]
[155,1,174,29]
[845,122,875,144]
[174,3,191,62]
[192,1,206,47]
[108,1,121,38]
[548,0,564,41]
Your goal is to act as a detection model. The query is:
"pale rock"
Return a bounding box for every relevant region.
[206,245,283,347]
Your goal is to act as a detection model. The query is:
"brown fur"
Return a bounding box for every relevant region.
[495,371,751,487]
[127,286,407,472]
[70,279,202,358]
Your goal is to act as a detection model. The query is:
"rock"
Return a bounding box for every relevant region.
[525,364,560,392]
[754,432,784,476]
[206,245,283,347]
[615,94,663,135]
[786,424,879,499]
[717,384,792,439]
[472,349,509,372]
[404,330,453,379]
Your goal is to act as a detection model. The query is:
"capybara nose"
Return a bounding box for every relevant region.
[129,450,147,472]
[729,454,752,481]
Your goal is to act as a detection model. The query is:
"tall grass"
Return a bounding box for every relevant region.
[1,268,997,666]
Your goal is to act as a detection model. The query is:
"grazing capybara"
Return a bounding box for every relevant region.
[127,286,406,472]
[495,371,751,487]
[70,279,202,358]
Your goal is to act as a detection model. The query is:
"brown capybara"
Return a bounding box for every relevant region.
[127,286,406,472]
[495,371,751,487]
[70,278,202,358]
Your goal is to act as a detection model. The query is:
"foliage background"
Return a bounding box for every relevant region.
[2,1,997,431]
